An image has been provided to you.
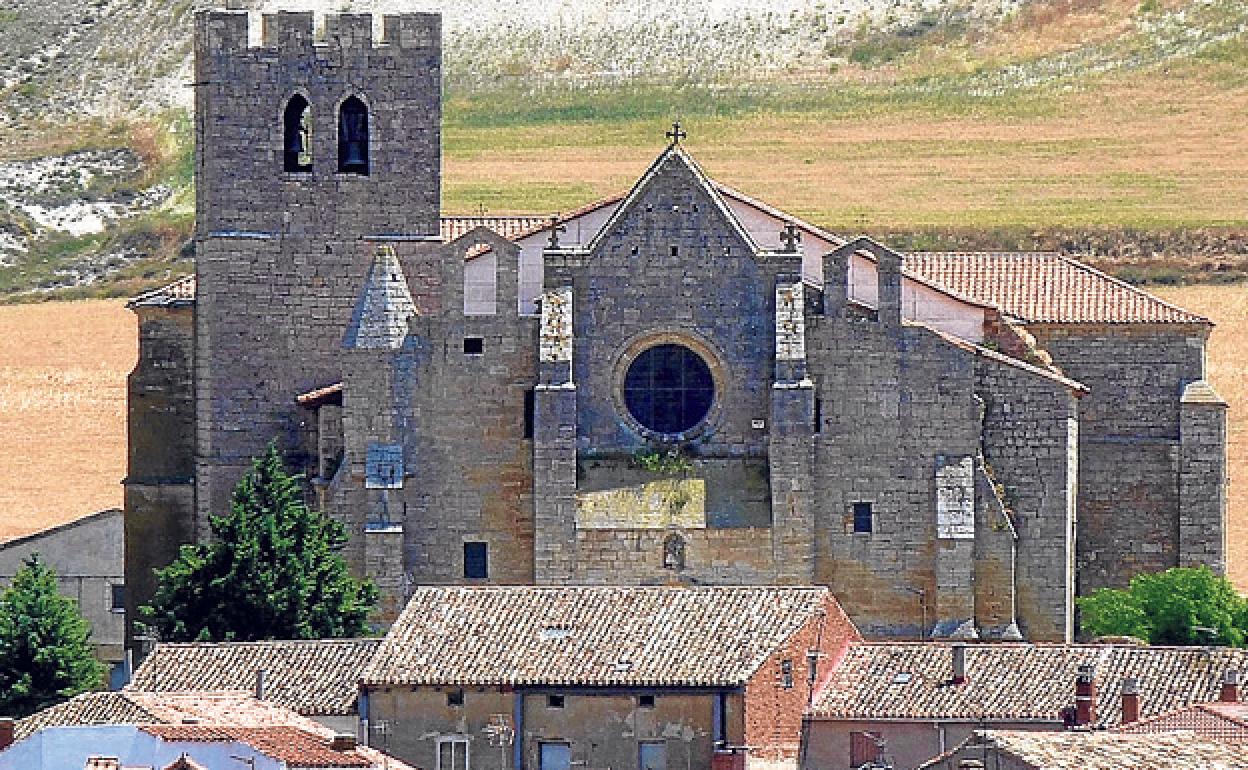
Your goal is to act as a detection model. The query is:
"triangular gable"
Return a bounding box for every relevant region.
[343,245,417,350]
[585,144,759,256]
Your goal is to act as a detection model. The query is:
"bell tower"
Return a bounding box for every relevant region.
[190,9,443,546]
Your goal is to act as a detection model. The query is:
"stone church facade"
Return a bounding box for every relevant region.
[124,9,1227,650]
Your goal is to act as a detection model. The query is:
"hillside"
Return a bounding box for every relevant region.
[0,0,1247,298]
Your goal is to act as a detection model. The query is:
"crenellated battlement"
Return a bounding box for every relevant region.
[196,9,439,53]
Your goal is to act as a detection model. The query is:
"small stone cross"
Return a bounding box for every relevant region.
[780,222,802,253]
[666,120,687,145]
[547,215,567,250]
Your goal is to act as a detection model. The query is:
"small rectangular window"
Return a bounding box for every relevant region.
[524,388,535,439]
[464,337,484,355]
[438,737,470,770]
[547,694,565,709]
[447,688,464,707]
[464,542,488,579]
[110,584,125,613]
[852,502,873,534]
[813,397,822,434]
[638,694,655,709]
[781,659,794,689]
[670,245,679,257]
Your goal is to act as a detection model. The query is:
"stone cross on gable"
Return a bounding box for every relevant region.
[547,215,567,250]
[666,120,687,145]
[780,222,802,253]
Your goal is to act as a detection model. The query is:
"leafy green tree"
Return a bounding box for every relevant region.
[143,442,378,642]
[0,554,104,717]
[1078,566,1248,646]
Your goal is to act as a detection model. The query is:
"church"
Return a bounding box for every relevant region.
[123,9,1227,651]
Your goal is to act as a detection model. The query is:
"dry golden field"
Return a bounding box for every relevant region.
[0,289,1245,591]
[0,299,133,542]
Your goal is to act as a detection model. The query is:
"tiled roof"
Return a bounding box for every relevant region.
[441,215,551,243]
[1116,701,1248,743]
[16,691,336,741]
[903,251,1209,324]
[925,729,1248,770]
[811,642,1248,727]
[141,725,373,768]
[363,585,846,687]
[127,274,197,308]
[128,638,380,716]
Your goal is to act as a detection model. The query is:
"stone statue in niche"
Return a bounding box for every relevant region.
[663,532,687,570]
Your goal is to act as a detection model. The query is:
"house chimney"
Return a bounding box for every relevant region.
[0,717,14,750]
[1221,670,1241,703]
[1075,664,1097,727]
[1120,678,1140,725]
[331,733,357,751]
[951,643,968,685]
[255,669,267,701]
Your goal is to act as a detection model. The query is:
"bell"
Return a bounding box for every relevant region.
[341,139,367,170]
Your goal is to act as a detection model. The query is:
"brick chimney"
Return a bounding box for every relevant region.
[1120,677,1140,725]
[1074,663,1097,727]
[951,643,968,685]
[1221,670,1241,703]
[0,717,13,751]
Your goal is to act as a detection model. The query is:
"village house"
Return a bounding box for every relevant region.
[0,690,413,770]
[125,7,1228,654]
[803,642,1248,770]
[1112,696,1248,743]
[126,637,380,734]
[358,585,860,770]
[917,729,1248,770]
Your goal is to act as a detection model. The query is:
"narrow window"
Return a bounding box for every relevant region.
[546,694,565,709]
[852,502,873,534]
[283,94,312,172]
[670,245,679,257]
[638,694,656,709]
[110,584,125,613]
[464,542,488,579]
[447,688,464,707]
[524,388,535,439]
[813,397,822,434]
[338,96,369,175]
[662,533,686,570]
[438,737,470,770]
[464,337,484,355]
[781,659,794,689]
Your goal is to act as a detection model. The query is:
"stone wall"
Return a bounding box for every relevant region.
[1026,323,1217,593]
[124,303,195,648]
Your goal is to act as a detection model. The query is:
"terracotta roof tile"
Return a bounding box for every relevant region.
[903,252,1209,324]
[1115,701,1248,743]
[127,274,197,308]
[129,638,380,716]
[363,585,846,687]
[925,729,1248,770]
[811,642,1248,726]
[140,725,373,768]
[440,215,551,243]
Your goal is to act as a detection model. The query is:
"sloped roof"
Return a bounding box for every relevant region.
[141,725,373,768]
[363,585,846,687]
[811,642,1248,727]
[1115,701,1248,743]
[441,215,551,243]
[128,638,380,716]
[343,244,418,350]
[127,274,197,309]
[923,729,1248,770]
[903,252,1209,325]
[16,691,336,741]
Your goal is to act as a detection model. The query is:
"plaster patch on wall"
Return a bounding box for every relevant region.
[540,287,573,362]
[366,443,404,489]
[576,478,707,529]
[775,282,805,362]
[936,455,974,539]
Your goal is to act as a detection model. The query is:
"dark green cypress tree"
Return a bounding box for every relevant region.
[142,442,378,642]
[0,554,104,717]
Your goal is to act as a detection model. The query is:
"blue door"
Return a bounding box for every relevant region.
[541,742,571,770]
[639,741,667,770]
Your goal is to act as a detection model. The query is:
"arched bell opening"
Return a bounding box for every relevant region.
[282,94,312,173]
[338,96,369,175]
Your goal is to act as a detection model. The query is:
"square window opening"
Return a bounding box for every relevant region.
[852,502,873,534]
[547,694,565,709]
[670,245,679,257]
[447,688,464,707]
[464,542,488,579]
[110,584,125,613]
[638,694,656,709]
[464,337,485,355]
